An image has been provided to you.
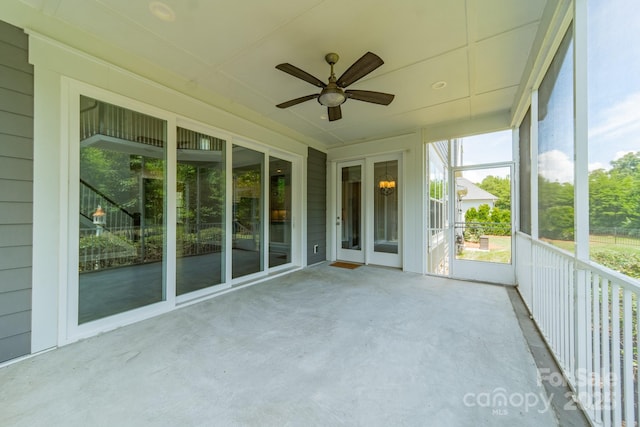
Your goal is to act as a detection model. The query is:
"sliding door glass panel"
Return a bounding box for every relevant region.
[269,157,292,267]
[78,95,166,324]
[232,145,264,278]
[176,128,225,295]
[341,165,362,250]
[374,160,398,254]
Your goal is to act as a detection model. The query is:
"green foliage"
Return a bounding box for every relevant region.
[464,204,511,241]
[591,250,640,279]
[538,176,575,240]
[477,175,511,210]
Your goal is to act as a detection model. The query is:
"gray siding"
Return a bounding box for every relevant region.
[307,148,327,265]
[0,20,33,363]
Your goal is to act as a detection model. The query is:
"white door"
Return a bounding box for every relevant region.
[366,155,402,268]
[337,160,365,263]
[451,164,514,284]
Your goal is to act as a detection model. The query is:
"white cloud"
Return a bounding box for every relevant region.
[538,150,574,183]
[588,92,640,143]
[588,162,605,172]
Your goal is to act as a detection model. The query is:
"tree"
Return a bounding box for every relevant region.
[477,175,511,210]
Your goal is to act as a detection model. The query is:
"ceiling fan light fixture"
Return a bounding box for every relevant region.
[318,86,346,107]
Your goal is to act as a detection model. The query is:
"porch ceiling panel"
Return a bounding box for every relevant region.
[13,0,548,147]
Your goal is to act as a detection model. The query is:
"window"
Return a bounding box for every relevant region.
[537,26,574,248]
[587,0,640,278]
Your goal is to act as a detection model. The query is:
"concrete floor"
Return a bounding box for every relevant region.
[1,265,557,426]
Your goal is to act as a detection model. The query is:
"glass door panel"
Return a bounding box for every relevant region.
[373,160,398,254]
[452,165,514,284]
[426,143,450,276]
[232,145,264,278]
[269,156,292,268]
[368,156,402,268]
[176,127,225,295]
[337,161,364,263]
[78,96,166,324]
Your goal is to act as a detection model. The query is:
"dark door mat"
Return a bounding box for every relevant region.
[330,262,362,269]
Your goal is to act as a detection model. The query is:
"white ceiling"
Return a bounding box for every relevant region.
[16,0,548,147]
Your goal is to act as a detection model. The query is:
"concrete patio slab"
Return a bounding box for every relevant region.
[0,264,557,426]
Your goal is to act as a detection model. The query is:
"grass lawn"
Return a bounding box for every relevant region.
[457,235,512,264]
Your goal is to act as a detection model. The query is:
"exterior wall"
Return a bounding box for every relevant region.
[28,33,310,351]
[306,148,326,265]
[0,20,33,363]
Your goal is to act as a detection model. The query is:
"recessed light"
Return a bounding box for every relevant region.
[431,81,447,90]
[149,1,175,22]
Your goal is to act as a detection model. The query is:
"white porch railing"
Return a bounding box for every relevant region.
[516,233,639,427]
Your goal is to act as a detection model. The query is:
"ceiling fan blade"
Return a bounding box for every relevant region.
[328,106,342,121]
[345,90,395,105]
[276,94,318,109]
[276,63,326,88]
[336,52,384,88]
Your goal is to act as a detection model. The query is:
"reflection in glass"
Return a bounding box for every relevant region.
[78,96,166,324]
[269,157,292,267]
[538,26,574,247]
[341,165,361,250]
[232,145,263,278]
[374,160,398,254]
[587,0,640,277]
[176,128,225,295]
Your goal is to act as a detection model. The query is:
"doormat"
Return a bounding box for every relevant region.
[330,262,361,269]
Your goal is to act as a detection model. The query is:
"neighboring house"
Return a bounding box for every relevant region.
[456,177,499,221]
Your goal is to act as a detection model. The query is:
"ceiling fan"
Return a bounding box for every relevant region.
[275,52,395,121]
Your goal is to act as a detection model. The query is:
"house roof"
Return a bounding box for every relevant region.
[2,0,550,148]
[456,177,498,201]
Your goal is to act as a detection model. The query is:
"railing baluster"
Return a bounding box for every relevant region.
[612,284,622,426]
[623,290,634,427]
[601,278,611,427]
[592,274,601,423]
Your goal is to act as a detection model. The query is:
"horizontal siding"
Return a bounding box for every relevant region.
[0,289,31,317]
[0,202,32,224]
[0,246,31,270]
[0,65,33,95]
[0,157,33,181]
[0,134,32,159]
[0,310,31,339]
[0,111,33,138]
[0,19,33,362]
[0,332,30,362]
[0,180,33,202]
[0,87,33,117]
[0,224,32,247]
[0,267,32,293]
[0,41,31,74]
[0,23,29,49]
[307,148,327,265]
